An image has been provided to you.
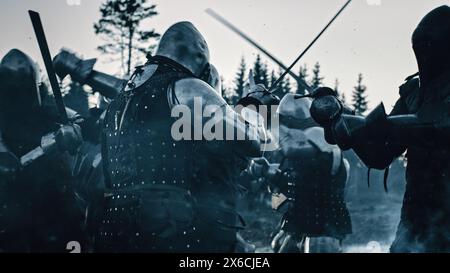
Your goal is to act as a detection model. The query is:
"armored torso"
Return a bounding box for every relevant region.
[279,145,352,240]
[97,59,199,252]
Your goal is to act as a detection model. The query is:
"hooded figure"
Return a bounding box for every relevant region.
[310,6,450,252]
[0,49,86,252]
[97,22,261,252]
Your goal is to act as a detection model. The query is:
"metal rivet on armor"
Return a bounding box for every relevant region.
[124,195,127,199]
[144,106,148,109]
[187,245,190,248]
[152,94,155,98]
[183,231,187,235]
[114,208,118,211]
[162,181,166,184]
[193,227,196,231]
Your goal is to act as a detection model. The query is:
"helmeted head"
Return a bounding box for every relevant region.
[0,49,42,114]
[156,21,210,78]
[277,93,317,130]
[412,5,450,86]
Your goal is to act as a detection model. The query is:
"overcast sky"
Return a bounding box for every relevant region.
[1,0,449,111]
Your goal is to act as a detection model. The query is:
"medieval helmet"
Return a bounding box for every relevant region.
[0,49,42,113]
[412,5,450,86]
[156,21,210,78]
[277,93,317,130]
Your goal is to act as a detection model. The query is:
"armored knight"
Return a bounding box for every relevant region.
[0,49,86,252]
[252,94,352,253]
[309,6,450,252]
[94,21,261,252]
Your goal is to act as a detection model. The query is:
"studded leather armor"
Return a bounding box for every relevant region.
[96,58,201,252]
[277,146,352,240]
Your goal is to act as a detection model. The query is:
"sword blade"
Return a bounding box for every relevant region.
[29,10,68,124]
[205,8,311,92]
[270,0,352,91]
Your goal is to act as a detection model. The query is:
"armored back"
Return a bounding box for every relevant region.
[102,61,194,191]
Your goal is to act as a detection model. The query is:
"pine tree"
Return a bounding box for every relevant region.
[296,64,309,94]
[234,57,247,99]
[270,70,277,86]
[352,73,369,115]
[310,62,324,90]
[253,54,269,87]
[273,68,291,99]
[94,0,160,76]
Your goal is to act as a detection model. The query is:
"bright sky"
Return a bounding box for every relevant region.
[1,0,449,111]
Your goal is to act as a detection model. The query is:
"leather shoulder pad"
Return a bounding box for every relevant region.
[124,64,158,92]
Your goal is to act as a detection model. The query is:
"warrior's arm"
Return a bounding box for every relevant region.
[173,78,262,158]
[53,49,126,99]
[344,97,408,170]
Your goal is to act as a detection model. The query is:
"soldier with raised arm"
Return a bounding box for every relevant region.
[308,6,450,252]
[95,21,261,252]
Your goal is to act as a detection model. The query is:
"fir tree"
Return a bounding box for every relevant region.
[310,62,324,90]
[234,57,247,99]
[94,0,160,76]
[296,64,309,94]
[351,73,369,115]
[253,54,269,87]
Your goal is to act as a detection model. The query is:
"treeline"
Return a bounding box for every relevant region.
[223,54,369,115]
